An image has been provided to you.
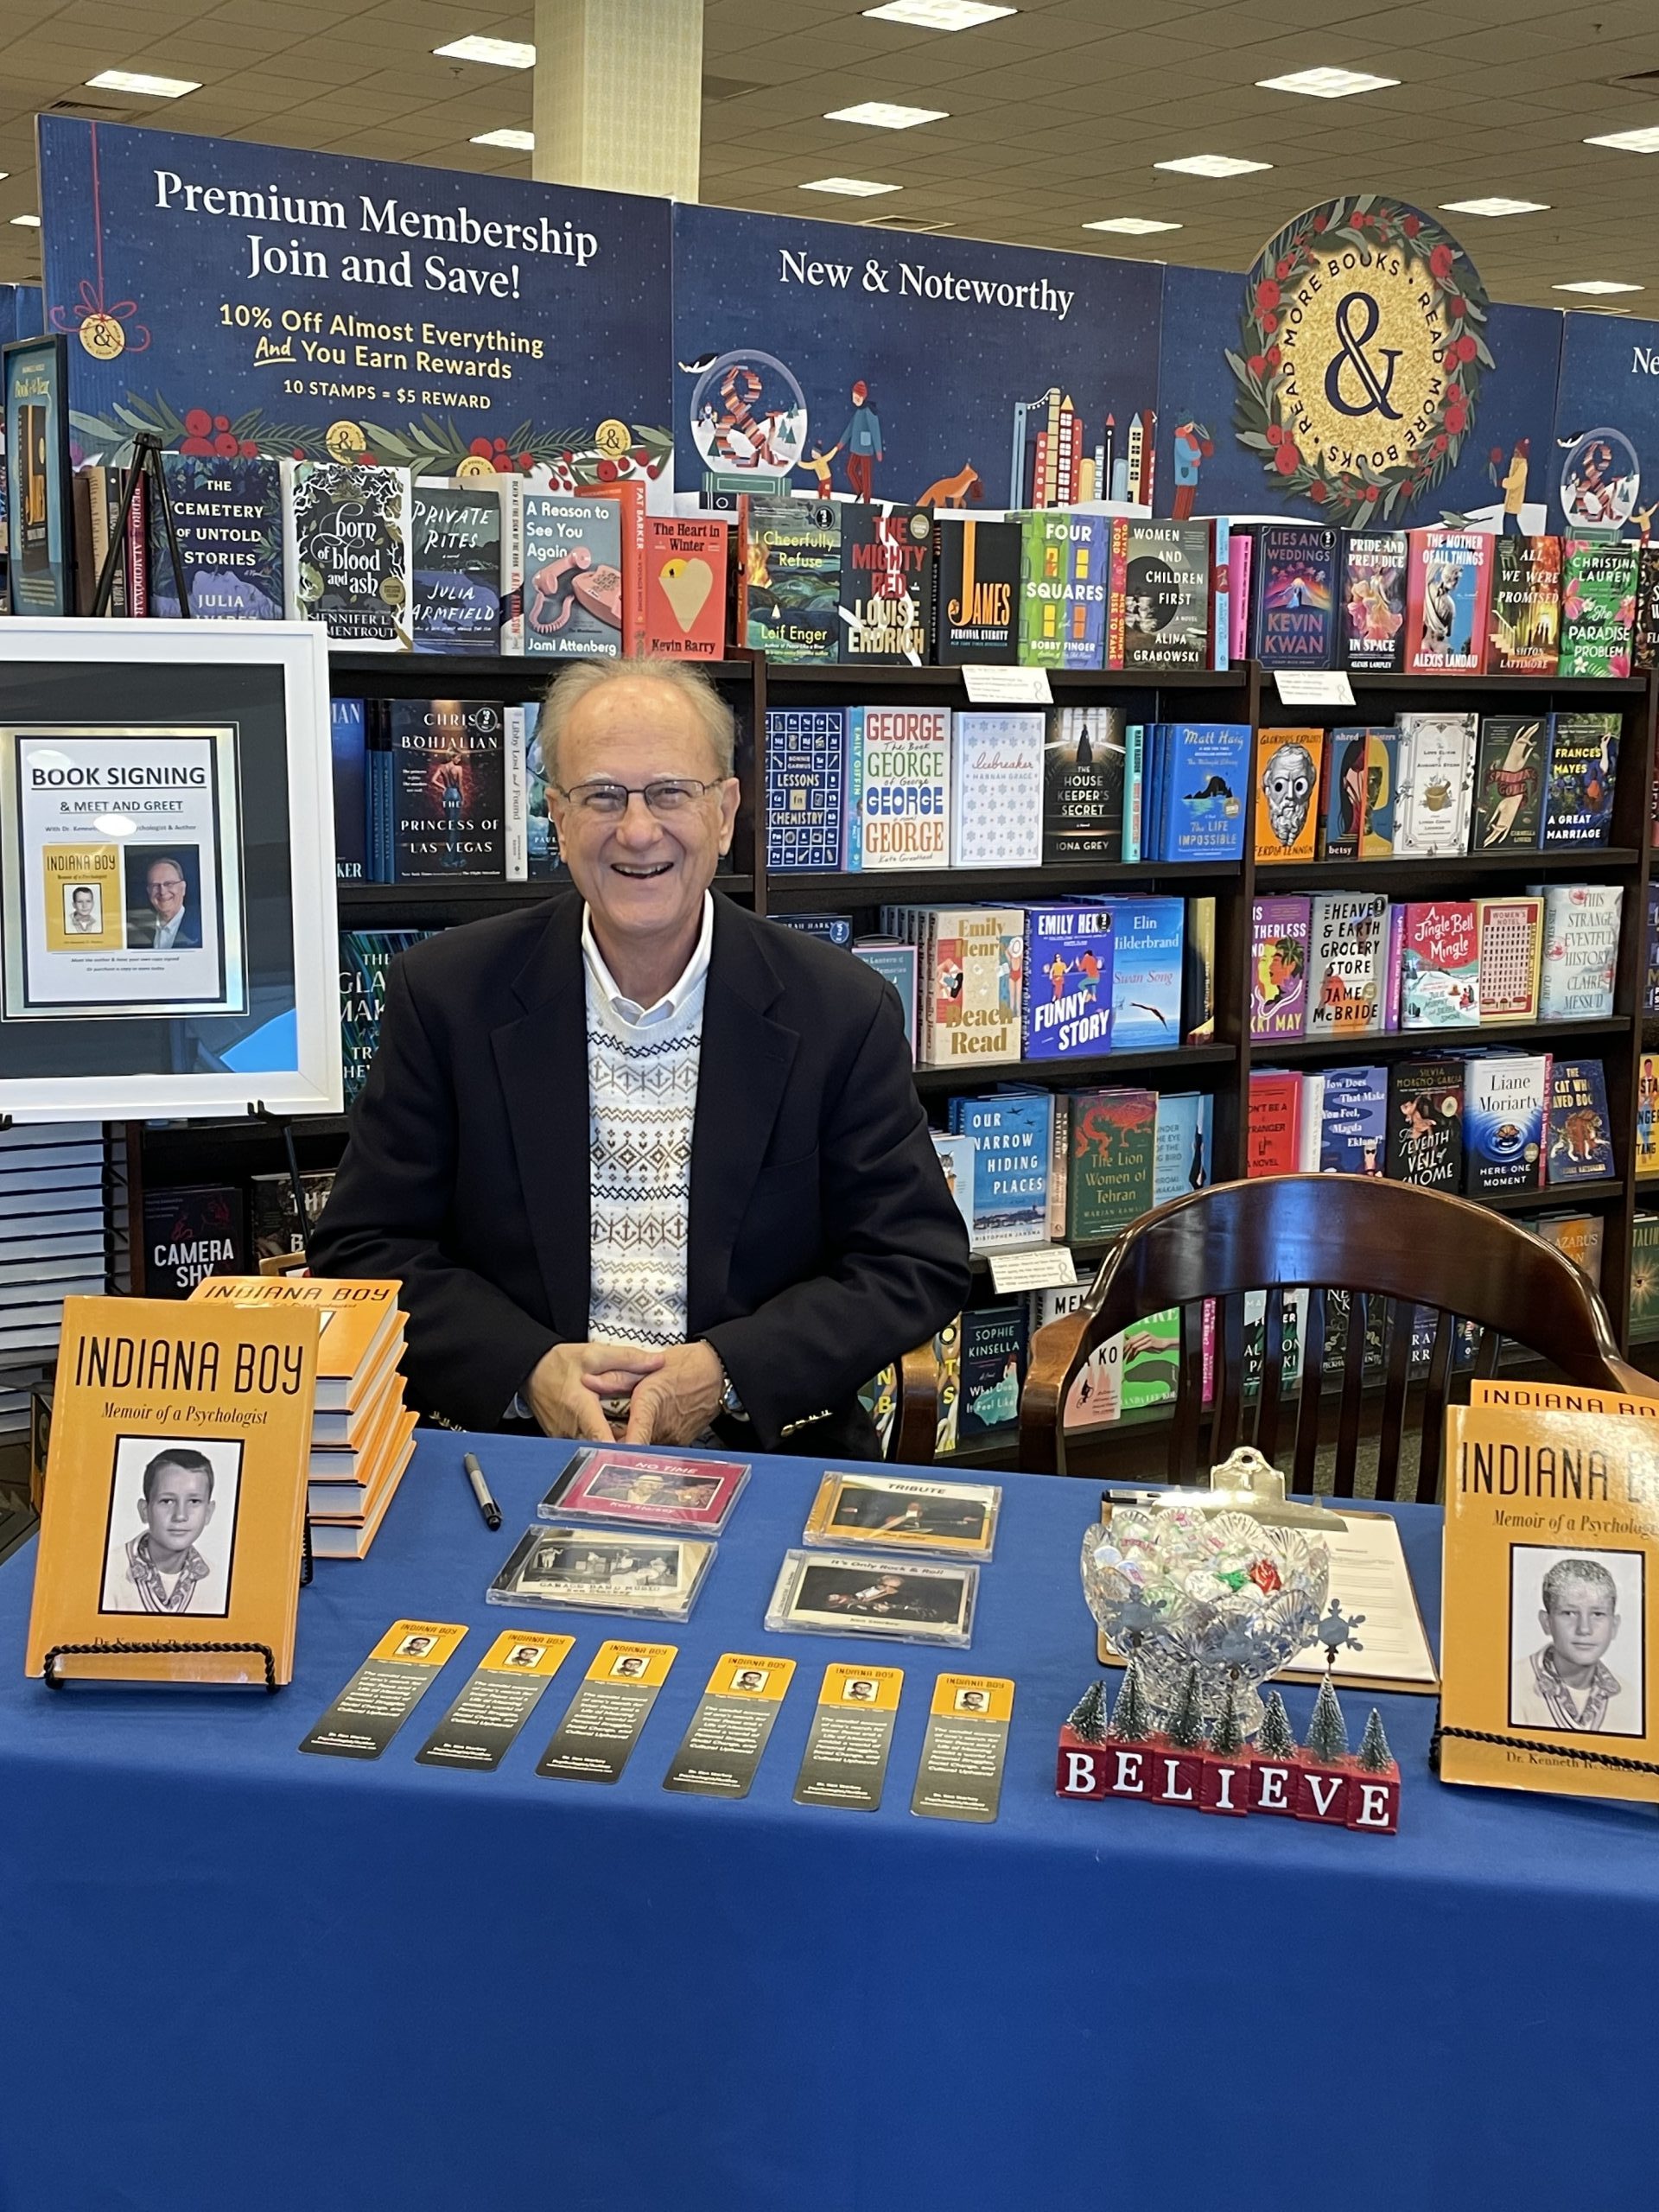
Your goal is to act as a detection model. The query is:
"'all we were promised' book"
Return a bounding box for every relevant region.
[24,1295,319,1683]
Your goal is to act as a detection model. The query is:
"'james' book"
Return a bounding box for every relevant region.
[932,517,1019,664]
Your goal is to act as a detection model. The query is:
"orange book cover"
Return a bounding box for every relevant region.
[586,480,648,654]
[26,1295,317,1683]
[1440,1394,1659,1804]
[189,1275,402,1408]
[1252,726,1322,864]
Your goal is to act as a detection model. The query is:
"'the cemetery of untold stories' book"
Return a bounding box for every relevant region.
[1251,524,1338,669]
[1340,530,1406,673]
[282,459,413,649]
[149,452,284,620]
[741,495,840,661]
[1043,704,1125,863]
[391,698,506,880]
[411,479,502,652]
[520,493,622,658]
[838,500,933,664]
[934,517,1020,664]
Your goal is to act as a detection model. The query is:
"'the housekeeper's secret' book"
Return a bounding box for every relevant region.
[25,1295,318,1682]
[1440,1389,1659,1804]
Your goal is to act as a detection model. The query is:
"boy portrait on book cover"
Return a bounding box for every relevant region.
[1509,1548,1645,1738]
[99,1439,241,1619]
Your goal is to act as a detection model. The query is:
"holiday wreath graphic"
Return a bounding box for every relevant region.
[1227,194,1491,527]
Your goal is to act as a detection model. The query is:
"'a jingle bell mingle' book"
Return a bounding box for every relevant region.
[25,1295,319,1682]
[1440,1388,1659,1805]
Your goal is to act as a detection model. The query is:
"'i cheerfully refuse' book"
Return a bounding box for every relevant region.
[740,496,839,661]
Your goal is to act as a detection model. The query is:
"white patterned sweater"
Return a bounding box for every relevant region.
[582,897,712,1349]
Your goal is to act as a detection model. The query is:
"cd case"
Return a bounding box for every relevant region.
[765,1550,977,1648]
[488,1524,715,1623]
[803,1471,1001,1560]
[537,1445,751,1533]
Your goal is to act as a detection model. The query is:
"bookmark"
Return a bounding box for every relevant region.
[662,1651,796,1797]
[536,1639,677,1783]
[300,1619,468,1760]
[910,1674,1015,1823]
[792,1662,904,1811]
[416,1630,575,1770]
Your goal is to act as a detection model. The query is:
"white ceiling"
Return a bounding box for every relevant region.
[0,0,1656,309]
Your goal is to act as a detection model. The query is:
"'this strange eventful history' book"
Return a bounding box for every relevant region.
[149,452,284,620]
[521,493,622,658]
[933,517,1020,664]
[25,1294,319,1683]
[1043,705,1125,863]
[391,698,507,880]
[411,479,503,653]
[838,500,933,664]
[1487,535,1561,676]
[1405,529,1491,675]
[1340,529,1406,673]
[282,459,413,650]
[1108,518,1211,671]
[1440,1389,1659,1805]
[847,706,950,870]
[1250,524,1338,669]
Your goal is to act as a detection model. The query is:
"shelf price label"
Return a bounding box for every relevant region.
[963,665,1052,705]
[1273,670,1355,707]
[988,1245,1079,1294]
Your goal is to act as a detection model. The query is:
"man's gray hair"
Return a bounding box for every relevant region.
[1542,1557,1618,1611]
[540,658,736,785]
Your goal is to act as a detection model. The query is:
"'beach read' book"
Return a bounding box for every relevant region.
[25,1294,318,1682]
[1440,1389,1659,1805]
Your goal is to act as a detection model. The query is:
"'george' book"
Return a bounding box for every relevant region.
[847,705,950,870]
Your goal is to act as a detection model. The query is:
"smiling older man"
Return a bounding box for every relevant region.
[311,658,970,1458]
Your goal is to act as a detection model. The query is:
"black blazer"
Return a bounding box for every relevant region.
[310,892,972,1455]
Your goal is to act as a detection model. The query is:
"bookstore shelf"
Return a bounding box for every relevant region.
[915,1045,1235,1095]
[1477,1180,1628,1215]
[339,875,754,918]
[766,861,1238,908]
[1259,849,1641,888]
[764,665,1247,696]
[327,652,758,688]
[1257,672,1651,702]
[1263,1016,1631,1065]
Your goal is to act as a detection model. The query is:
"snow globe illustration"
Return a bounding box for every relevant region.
[689,350,810,477]
[1080,1449,1331,1736]
[1558,427,1639,536]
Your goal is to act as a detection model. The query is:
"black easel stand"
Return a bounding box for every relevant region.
[43,1640,279,1692]
[91,429,192,619]
[248,1101,315,1269]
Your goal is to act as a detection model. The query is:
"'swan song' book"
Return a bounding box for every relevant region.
[1440,1382,1659,1804]
[25,1294,319,1682]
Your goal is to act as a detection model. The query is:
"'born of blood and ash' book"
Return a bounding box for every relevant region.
[932,517,1020,664]
[1249,524,1338,668]
[846,705,950,869]
[1465,1055,1550,1194]
[282,459,413,649]
[739,496,839,662]
[1487,535,1560,675]
[1339,530,1406,673]
[948,1091,1052,1247]
[1306,893,1389,1035]
[520,493,622,658]
[950,710,1044,868]
[1250,895,1311,1039]
[1024,903,1115,1061]
[1386,1059,1464,1190]
[1107,518,1211,671]
[340,929,439,1105]
[645,517,728,659]
[765,708,845,872]
[1560,537,1639,678]
[1471,716,1545,851]
[1405,529,1491,675]
[411,478,502,652]
[1545,1059,1614,1185]
[838,500,933,664]
[391,698,507,880]
[149,453,285,620]
[1044,704,1125,863]
[1019,512,1106,671]
[1541,712,1620,847]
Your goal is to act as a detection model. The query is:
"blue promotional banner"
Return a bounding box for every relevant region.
[671,205,1163,507]
[1550,312,1659,536]
[0,287,42,346]
[1156,256,1563,533]
[37,118,671,492]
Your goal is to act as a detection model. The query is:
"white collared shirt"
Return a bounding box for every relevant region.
[153,907,186,950]
[582,896,713,1350]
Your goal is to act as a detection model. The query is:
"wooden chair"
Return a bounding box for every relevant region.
[1018,1175,1659,1499]
[889,1344,943,1465]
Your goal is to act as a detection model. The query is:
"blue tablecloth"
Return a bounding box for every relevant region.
[1,1436,1656,2212]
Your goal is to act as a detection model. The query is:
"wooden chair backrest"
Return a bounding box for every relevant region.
[1018,1175,1659,1497]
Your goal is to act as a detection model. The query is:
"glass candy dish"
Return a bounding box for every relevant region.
[1081,1485,1330,1737]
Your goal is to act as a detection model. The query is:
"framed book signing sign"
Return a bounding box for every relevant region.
[0,620,339,1121]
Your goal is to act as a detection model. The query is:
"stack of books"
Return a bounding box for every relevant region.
[188,1275,416,1559]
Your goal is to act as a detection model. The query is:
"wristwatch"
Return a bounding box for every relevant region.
[714,1354,749,1422]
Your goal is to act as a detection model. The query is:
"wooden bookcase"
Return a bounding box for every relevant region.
[129,649,1659,1471]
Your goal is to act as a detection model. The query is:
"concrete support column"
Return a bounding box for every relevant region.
[532,0,703,200]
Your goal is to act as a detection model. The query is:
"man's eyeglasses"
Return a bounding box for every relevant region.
[556,777,726,818]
